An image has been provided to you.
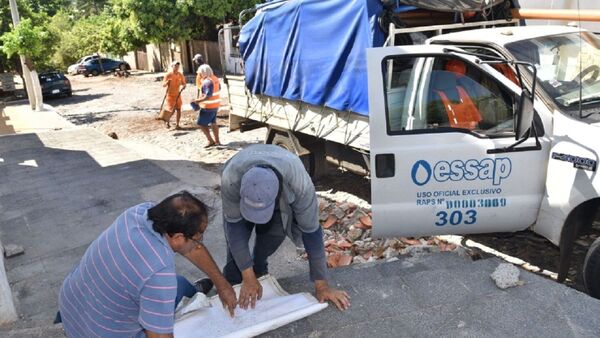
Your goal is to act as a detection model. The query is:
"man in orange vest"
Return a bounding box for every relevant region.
[192,64,221,147]
[162,61,186,129]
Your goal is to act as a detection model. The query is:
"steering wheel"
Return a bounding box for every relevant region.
[572,65,600,84]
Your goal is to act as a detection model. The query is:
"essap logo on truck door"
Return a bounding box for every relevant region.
[411,158,512,186]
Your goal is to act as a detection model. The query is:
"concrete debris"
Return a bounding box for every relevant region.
[383,247,398,259]
[317,197,462,268]
[107,132,118,140]
[400,245,440,257]
[333,207,346,220]
[3,244,25,258]
[347,227,363,241]
[490,263,522,289]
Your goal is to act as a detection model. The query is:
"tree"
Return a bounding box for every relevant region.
[0,0,67,72]
[111,0,192,43]
[25,0,71,16]
[111,0,262,43]
[1,18,48,70]
[183,0,261,39]
[72,0,109,18]
[98,14,142,57]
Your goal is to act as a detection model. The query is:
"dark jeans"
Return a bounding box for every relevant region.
[223,212,286,285]
[54,274,196,324]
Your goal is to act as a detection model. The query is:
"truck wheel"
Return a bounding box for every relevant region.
[583,237,600,299]
[272,133,312,175]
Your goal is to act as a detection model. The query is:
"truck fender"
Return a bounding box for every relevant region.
[557,198,600,283]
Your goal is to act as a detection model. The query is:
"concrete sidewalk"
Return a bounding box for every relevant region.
[270,253,600,337]
[0,103,74,136]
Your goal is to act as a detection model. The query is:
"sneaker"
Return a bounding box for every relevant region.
[194,278,214,294]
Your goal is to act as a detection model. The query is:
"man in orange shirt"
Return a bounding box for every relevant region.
[162,61,187,129]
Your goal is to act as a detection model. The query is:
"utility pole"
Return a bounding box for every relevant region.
[8,0,43,111]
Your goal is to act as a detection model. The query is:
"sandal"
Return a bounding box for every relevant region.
[204,142,216,148]
[174,125,182,130]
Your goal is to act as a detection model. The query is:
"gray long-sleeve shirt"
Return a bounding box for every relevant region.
[221,144,328,281]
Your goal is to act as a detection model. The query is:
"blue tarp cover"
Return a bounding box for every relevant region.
[239,0,385,116]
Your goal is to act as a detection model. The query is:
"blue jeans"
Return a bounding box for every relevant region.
[54,275,196,324]
[223,210,286,285]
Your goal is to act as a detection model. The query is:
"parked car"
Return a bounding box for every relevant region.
[39,71,72,98]
[77,58,130,77]
[67,55,99,75]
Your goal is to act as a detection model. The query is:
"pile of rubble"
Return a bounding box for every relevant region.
[315,198,458,268]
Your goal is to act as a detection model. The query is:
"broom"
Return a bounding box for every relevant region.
[156,80,170,120]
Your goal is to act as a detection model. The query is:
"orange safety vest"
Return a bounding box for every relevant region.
[200,75,221,109]
[436,87,482,130]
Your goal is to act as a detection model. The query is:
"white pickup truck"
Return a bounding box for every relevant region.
[222,21,600,297]
[368,24,600,296]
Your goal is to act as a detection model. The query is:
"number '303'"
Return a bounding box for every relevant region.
[435,210,477,226]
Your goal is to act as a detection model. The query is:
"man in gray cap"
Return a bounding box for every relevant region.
[193,53,205,67]
[219,144,350,311]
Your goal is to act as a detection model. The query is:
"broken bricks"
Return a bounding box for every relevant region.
[318,196,460,268]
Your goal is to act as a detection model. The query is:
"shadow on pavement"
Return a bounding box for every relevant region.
[50,93,109,106]
[64,112,112,125]
[0,131,229,332]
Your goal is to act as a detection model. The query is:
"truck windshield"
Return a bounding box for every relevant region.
[505,32,600,113]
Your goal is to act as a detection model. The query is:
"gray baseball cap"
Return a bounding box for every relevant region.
[240,166,279,224]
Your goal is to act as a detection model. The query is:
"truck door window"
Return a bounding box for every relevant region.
[382,55,516,137]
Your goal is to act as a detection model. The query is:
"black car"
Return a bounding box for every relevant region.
[39,71,72,98]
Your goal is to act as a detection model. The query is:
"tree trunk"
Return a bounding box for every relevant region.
[24,57,43,111]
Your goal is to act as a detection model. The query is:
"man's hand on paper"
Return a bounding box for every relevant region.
[239,268,263,310]
[216,281,237,317]
[315,280,351,311]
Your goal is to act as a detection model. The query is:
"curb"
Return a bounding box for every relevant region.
[0,237,18,325]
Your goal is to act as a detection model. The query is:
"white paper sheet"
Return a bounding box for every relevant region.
[174,275,327,338]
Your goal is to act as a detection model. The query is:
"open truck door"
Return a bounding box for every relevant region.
[367,45,550,238]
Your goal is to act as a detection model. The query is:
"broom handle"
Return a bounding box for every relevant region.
[159,81,170,112]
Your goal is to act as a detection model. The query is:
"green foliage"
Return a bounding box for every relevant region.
[0,18,56,70]
[51,10,141,69]
[0,0,263,72]
[98,14,142,57]
[112,0,263,43]
[72,0,110,18]
[187,0,262,21]
[112,0,192,43]
[0,0,64,71]
[26,0,71,17]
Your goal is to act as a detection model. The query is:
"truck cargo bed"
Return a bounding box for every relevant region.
[227,75,370,152]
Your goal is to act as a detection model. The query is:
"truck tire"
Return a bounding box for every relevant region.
[583,237,600,299]
[272,133,312,175]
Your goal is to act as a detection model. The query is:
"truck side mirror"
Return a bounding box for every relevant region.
[516,89,534,140]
